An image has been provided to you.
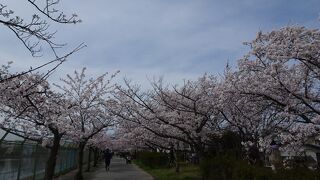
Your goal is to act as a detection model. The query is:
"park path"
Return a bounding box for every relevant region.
[55,157,154,180]
[86,157,153,180]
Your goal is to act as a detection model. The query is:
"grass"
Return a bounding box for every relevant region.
[134,161,202,180]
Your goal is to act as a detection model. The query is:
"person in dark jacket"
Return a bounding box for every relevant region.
[104,149,113,171]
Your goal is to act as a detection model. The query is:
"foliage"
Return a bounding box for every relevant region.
[206,131,243,158]
[135,151,170,168]
[200,153,320,180]
[201,132,320,180]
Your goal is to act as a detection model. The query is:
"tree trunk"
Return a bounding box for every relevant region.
[93,148,98,167]
[174,141,180,173]
[248,145,264,166]
[86,147,92,172]
[173,148,180,173]
[44,133,62,180]
[75,142,86,180]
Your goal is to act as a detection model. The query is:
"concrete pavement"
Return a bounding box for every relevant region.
[86,157,153,180]
[55,157,154,180]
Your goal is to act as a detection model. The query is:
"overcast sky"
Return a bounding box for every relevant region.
[0,0,319,87]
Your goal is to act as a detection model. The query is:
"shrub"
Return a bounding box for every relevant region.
[136,151,169,168]
[200,153,320,180]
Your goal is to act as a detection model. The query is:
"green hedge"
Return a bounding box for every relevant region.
[200,154,320,180]
[135,151,169,168]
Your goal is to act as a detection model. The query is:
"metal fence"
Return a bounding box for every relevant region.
[0,132,93,180]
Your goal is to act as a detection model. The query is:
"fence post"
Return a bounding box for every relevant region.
[32,143,39,180]
[16,139,26,180]
[59,147,63,174]
[68,149,72,170]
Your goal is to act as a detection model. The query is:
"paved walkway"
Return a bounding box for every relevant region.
[55,157,154,180]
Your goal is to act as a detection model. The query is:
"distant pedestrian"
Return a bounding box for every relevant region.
[125,153,132,164]
[104,149,113,171]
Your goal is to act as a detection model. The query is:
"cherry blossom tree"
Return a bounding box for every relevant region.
[111,25,320,168]
[0,72,73,180]
[114,118,171,151]
[115,117,188,171]
[112,76,223,166]
[222,26,320,161]
[218,73,289,164]
[55,68,118,180]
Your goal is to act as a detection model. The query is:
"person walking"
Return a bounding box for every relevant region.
[104,149,113,171]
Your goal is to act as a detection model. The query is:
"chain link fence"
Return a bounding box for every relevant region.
[0,131,93,180]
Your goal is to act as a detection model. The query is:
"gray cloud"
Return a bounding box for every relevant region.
[0,0,319,87]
